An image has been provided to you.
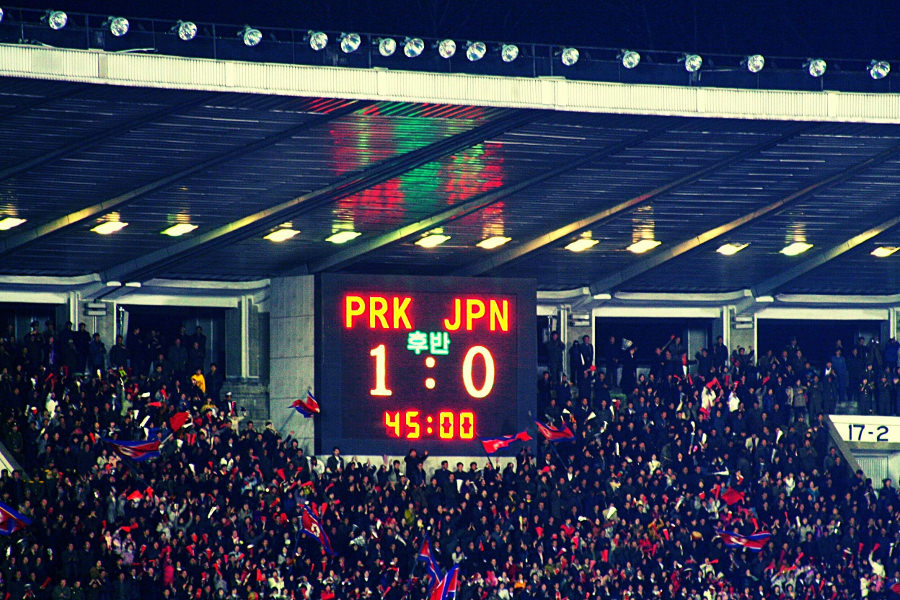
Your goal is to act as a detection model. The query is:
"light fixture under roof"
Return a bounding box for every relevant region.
[565,238,598,252]
[339,32,360,53]
[627,239,661,254]
[868,60,891,80]
[619,49,641,69]
[44,9,68,30]
[780,241,813,256]
[161,223,198,237]
[326,230,361,244]
[500,44,519,63]
[92,221,128,235]
[376,37,397,57]
[0,8,4,24]
[239,25,262,47]
[871,246,900,258]
[476,236,511,249]
[176,20,198,41]
[438,39,456,59]
[805,58,826,78]
[560,47,579,66]
[743,54,765,73]
[404,37,424,58]
[416,234,451,248]
[0,217,26,230]
[717,242,749,256]
[682,53,703,72]
[755,295,775,303]
[105,16,130,37]
[466,41,486,62]
[264,228,300,242]
[308,30,328,51]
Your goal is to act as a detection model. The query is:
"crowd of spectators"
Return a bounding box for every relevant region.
[1,319,900,600]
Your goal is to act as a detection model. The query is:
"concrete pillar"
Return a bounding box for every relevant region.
[268,276,316,451]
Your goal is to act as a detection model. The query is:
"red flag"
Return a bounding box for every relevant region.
[0,501,32,536]
[721,488,745,506]
[481,430,532,454]
[291,391,320,418]
[535,421,575,442]
[169,412,190,433]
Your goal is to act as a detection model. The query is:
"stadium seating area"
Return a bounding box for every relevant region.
[1,323,899,600]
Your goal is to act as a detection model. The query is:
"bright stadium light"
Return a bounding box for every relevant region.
[0,8,4,24]
[239,25,262,47]
[375,37,397,57]
[175,20,198,41]
[500,44,519,63]
[868,60,891,80]
[404,37,424,58]
[618,49,641,69]
[339,32,361,53]
[805,58,827,78]
[466,41,486,62]
[105,16,129,37]
[743,54,765,73]
[308,30,328,51]
[43,9,68,30]
[682,53,702,72]
[560,47,579,66]
[437,39,456,59]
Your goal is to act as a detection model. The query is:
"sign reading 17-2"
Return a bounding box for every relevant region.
[316,274,535,455]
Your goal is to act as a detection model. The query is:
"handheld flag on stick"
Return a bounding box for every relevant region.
[291,390,320,418]
[417,536,444,589]
[0,501,30,536]
[716,529,771,551]
[480,431,532,454]
[535,421,575,442]
[103,438,161,462]
[429,565,459,600]
[300,504,335,556]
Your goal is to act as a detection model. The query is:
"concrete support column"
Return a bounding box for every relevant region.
[269,276,316,451]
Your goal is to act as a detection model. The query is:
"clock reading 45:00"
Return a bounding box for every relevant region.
[384,410,475,439]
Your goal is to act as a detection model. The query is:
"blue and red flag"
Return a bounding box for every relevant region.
[481,430,532,454]
[291,390,320,418]
[103,438,161,461]
[716,529,771,551]
[300,504,335,556]
[417,536,443,588]
[429,565,459,600]
[0,501,31,536]
[535,421,575,443]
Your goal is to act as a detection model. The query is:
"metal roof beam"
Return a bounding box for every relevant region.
[0,100,367,257]
[751,215,900,298]
[302,121,674,274]
[455,123,813,277]
[99,109,540,283]
[589,142,900,296]
[0,83,87,122]
[0,92,218,182]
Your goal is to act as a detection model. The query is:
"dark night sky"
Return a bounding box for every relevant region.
[9,0,900,62]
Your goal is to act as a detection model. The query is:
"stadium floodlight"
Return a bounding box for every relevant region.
[175,20,197,41]
[868,60,891,80]
[375,37,396,57]
[0,8,4,24]
[743,54,765,73]
[805,58,826,78]
[437,39,456,59]
[682,53,702,72]
[43,9,68,30]
[618,49,641,69]
[560,47,579,66]
[238,25,262,47]
[105,16,129,37]
[500,43,519,63]
[308,30,328,51]
[339,32,361,53]
[466,41,486,62]
[403,37,424,58]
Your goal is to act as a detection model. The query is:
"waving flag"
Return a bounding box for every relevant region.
[535,421,575,442]
[291,390,320,418]
[417,536,443,588]
[300,504,335,556]
[103,438,161,462]
[481,430,532,454]
[429,565,460,600]
[0,501,31,535]
[716,529,771,551]
[720,487,746,506]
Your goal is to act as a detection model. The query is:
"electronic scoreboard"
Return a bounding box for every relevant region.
[316,274,536,454]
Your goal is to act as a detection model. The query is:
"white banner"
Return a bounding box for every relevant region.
[830,415,900,444]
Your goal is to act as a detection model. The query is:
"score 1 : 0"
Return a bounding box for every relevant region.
[368,344,496,399]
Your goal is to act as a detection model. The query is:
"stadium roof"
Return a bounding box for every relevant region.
[3,45,900,306]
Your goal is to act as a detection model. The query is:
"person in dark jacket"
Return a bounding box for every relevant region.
[544,331,564,384]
